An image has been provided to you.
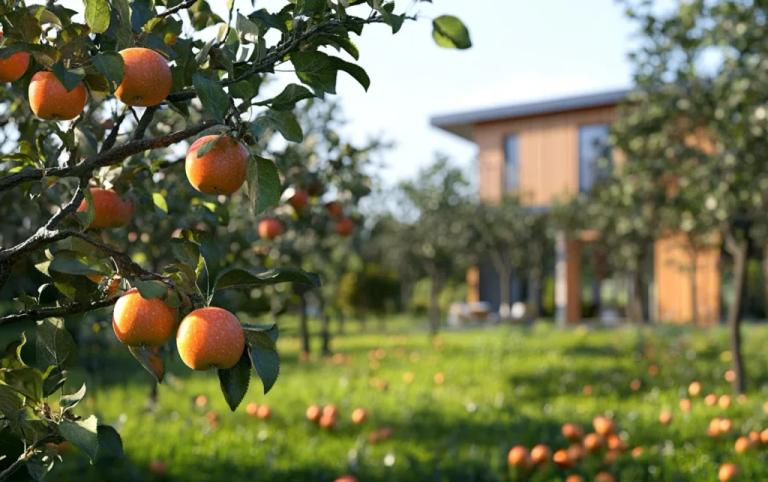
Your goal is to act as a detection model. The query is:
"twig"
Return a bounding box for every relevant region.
[157,0,198,18]
[0,297,118,326]
[0,120,219,193]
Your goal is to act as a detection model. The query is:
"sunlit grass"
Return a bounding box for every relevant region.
[51,321,768,481]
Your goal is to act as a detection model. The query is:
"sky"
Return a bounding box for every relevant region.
[323,0,638,185]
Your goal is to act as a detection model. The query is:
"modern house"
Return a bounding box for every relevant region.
[431,89,721,325]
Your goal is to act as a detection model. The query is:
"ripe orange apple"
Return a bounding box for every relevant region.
[185,135,248,195]
[718,462,739,482]
[583,432,602,453]
[77,187,134,229]
[552,448,572,468]
[112,288,177,346]
[258,218,284,240]
[506,445,529,469]
[194,394,209,408]
[530,444,550,465]
[306,404,321,422]
[176,307,245,370]
[593,416,615,436]
[287,188,308,212]
[256,404,271,420]
[595,472,616,482]
[115,47,172,106]
[28,71,87,120]
[245,402,259,417]
[704,393,718,406]
[679,398,692,412]
[335,217,355,236]
[659,409,673,425]
[562,422,584,441]
[334,476,358,482]
[351,408,367,425]
[0,32,29,82]
[325,200,343,218]
[688,380,702,396]
[718,394,732,409]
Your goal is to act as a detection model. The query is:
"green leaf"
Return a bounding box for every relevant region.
[58,415,99,461]
[235,13,261,43]
[134,280,167,299]
[152,192,168,214]
[0,383,23,415]
[432,15,472,49]
[51,62,86,92]
[91,52,124,88]
[332,57,370,91]
[96,425,123,460]
[84,0,111,33]
[170,238,200,269]
[26,452,54,481]
[257,84,314,111]
[36,318,77,369]
[214,267,320,292]
[59,383,86,411]
[192,73,229,121]
[245,325,279,394]
[217,349,250,411]
[127,345,165,383]
[290,51,338,97]
[253,110,303,142]
[246,156,281,214]
[48,251,102,276]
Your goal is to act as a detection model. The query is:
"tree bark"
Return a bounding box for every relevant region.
[726,236,748,394]
[336,307,346,335]
[428,273,443,335]
[299,293,311,356]
[319,297,332,356]
[497,265,512,321]
[763,242,768,320]
[627,267,648,324]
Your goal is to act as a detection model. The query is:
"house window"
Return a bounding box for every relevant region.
[504,134,519,191]
[578,124,611,192]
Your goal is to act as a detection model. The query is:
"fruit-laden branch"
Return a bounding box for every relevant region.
[166,15,404,103]
[0,296,119,326]
[0,119,219,193]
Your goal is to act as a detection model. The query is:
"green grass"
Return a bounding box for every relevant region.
[49,320,768,481]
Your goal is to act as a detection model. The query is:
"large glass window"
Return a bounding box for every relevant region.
[578,124,612,192]
[504,134,519,191]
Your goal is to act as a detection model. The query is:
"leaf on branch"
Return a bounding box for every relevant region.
[91,52,124,89]
[244,324,279,394]
[217,348,251,411]
[432,15,472,49]
[255,83,313,111]
[58,415,99,461]
[51,62,86,91]
[252,109,303,142]
[84,0,111,34]
[96,424,124,460]
[215,268,320,292]
[245,155,281,214]
[192,73,229,121]
[128,345,165,383]
[134,280,167,299]
[290,51,338,97]
[235,13,261,43]
[152,192,168,215]
[59,383,86,411]
[35,318,77,370]
[49,251,103,277]
[0,384,23,415]
[170,238,201,269]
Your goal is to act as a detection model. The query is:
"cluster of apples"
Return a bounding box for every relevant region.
[507,417,637,482]
[305,404,368,430]
[257,188,356,242]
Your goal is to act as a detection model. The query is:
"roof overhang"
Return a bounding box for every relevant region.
[430,88,631,142]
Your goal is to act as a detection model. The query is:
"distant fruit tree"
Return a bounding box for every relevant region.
[0,0,470,478]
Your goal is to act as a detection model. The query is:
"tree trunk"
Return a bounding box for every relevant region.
[688,246,699,326]
[318,296,331,356]
[627,267,647,324]
[299,293,311,356]
[428,273,443,335]
[497,265,512,321]
[726,236,748,394]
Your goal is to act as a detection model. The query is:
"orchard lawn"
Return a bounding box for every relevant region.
[46,321,768,482]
